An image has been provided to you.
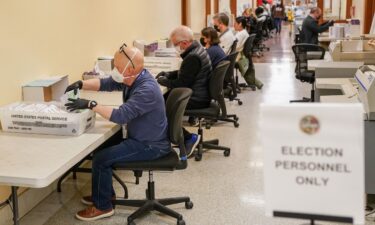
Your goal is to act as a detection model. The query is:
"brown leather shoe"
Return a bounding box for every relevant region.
[76,206,114,221]
[81,195,116,206]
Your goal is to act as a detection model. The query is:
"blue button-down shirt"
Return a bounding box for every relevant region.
[99,70,170,150]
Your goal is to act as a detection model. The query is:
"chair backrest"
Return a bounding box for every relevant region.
[229,39,238,54]
[224,51,240,83]
[292,44,325,74]
[209,61,231,117]
[243,34,256,59]
[166,88,192,166]
[255,21,264,39]
[209,61,230,101]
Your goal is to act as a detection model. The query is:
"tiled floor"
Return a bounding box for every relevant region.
[19,26,375,225]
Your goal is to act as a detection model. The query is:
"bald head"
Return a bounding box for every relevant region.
[170,26,194,43]
[114,46,144,75]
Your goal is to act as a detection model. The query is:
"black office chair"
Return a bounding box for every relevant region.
[290,44,326,102]
[235,34,257,91]
[229,39,238,54]
[185,61,234,161]
[112,88,193,225]
[224,51,242,105]
[253,21,265,57]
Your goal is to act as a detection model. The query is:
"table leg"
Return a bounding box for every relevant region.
[11,186,19,225]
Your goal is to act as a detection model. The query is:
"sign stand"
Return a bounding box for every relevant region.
[273,211,353,225]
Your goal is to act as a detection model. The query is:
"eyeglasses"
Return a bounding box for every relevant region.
[119,43,135,68]
[174,40,187,47]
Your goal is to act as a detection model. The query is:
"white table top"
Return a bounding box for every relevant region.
[316,78,360,103]
[0,116,120,188]
[308,59,364,71]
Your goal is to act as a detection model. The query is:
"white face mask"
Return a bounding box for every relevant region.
[175,45,185,55]
[111,49,139,83]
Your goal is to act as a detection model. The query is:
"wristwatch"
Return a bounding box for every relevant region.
[88,100,98,110]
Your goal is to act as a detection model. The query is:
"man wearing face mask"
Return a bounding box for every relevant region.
[213,13,236,55]
[65,45,170,221]
[156,25,212,157]
[300,7,334,44]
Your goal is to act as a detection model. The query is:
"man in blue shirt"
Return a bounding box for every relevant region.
[64,45,170,221]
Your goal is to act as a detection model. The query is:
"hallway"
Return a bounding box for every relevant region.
[18,25,375,225]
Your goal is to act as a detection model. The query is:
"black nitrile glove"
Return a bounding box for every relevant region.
[65,81,83,95]
[155,71,168,79]
[157,76,170,87]
[65,98,90,112]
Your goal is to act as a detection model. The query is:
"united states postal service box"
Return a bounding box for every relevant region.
[260,103,364,224]
[0,102,95,136]
[22,75,68,102]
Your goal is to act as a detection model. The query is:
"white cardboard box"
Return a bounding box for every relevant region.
[0,102,96,136]
[22,75,68,102]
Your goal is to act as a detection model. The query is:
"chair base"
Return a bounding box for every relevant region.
[290,97,311,103]
[195,122,231,161]
[113,172,192,225]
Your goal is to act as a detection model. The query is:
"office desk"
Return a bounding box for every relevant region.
[0,116,121,225]
[315,78,375,194]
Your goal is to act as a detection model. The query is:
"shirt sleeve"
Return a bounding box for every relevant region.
[168,55,201,88]
[99,77,124,92]
[220,34,235,55]
[109,87,156,124]
[306,20,331,34]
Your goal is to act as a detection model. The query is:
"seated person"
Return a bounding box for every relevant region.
[156,26,212,157]
[65,45,170,221]
[200,27,226,69]
[234,16,263,90]
[213,13,236,55]
[255,7,267,23]
[300,7,333,44]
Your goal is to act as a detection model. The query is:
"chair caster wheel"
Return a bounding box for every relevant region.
[185,201,193,209]
[195,154,202,161]
[177,219,186,225]
[128,220,136,225]
[234,122,239,128]
[238,101,243,105]
[224,150,230,157]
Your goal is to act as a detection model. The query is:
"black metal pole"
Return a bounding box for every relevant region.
[310,219,314,225]
[11,186,19,225]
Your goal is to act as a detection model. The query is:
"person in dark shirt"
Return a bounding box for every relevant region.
[200,27,226,69]
[64,45,170,221]
[156,26,212,157]
[300,7,334,44]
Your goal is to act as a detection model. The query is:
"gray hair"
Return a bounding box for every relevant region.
[170,26,194,42]
[310,7,321,14]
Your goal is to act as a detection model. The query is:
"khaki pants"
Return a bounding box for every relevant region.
[237,54,263,89]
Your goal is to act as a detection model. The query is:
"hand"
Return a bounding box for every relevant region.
[65,98,90,112]
[155,71,168,79]
[157,76,170,87]
[65,81,83,95]
[329,20,334,26]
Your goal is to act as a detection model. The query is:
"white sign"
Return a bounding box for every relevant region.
[260,103,364,224]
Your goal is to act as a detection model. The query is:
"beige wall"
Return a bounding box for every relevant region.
[0,0,181,107]
[0,0,181,203]
[187,0,206,33]
[351,0,365,34]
